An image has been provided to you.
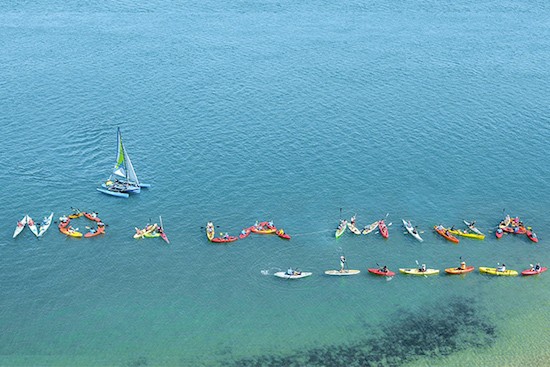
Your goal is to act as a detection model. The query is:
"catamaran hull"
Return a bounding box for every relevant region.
[97,188,130,198]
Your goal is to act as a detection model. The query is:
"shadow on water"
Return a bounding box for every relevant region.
[220,298,496,367]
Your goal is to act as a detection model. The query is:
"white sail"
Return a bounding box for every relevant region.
[123,143,140,186]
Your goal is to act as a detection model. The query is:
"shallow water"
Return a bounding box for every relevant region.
[1,0,549,366]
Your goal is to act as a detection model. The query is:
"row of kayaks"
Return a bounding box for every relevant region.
[336,216,389,239]
[274,264,547,279]
[58,210,106,238]
[206,221,291,243]
[13,213,54,238]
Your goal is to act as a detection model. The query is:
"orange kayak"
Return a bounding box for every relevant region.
[434,226,459,243]
[84,226,105,238]
[445,266,475,274]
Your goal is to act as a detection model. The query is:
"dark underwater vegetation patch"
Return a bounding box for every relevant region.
[223,298,496,367]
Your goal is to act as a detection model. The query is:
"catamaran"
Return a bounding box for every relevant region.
[97,128,150,198]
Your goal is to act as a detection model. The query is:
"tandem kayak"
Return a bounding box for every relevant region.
[378,220,389,239]
[463,220,483,235]
[13,215,27,238]
[445,266,475,275]
[368,268,396,277]
[434,226,459,244]
[211,236,238,243]
[402,219,423,242]
[38,212,54,237]
[274,272,312,279]
[526,230,538,243]
[335,220,347,238]
[479,267,518,276]
[399,268,439,276]
[521,267,547,276]
[324,269,361,276]
[347,221,361,235]
[26,215,39,237]
[447,229,485,240]
[362,221,379,235]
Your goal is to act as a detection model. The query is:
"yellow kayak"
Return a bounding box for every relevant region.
[479,267,518,276]
[447,229,485,240]
[59,226,83,238]
[206,222,215,241]
[134,224,158,239]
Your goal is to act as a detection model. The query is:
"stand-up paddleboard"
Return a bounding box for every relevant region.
[13,215,27,238]
[274,272,312,279]
[324,270,360,276]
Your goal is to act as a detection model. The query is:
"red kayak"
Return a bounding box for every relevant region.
[495,228,503,239]
[521,267,547,276]
[378,220,389,239]
[513,226,527,235]
[83,212,101,222]
[58,218,71,229]
[239,227,252,239]
[368,268,395,276]
[276,229,291,240]
[501,226,514,233]
[526,230,539,243]
[84,226,105,238]
[211,236,238,243]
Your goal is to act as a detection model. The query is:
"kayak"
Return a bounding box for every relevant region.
[368,268,396,277]
[38,212,54,237]
[526,230,539,243]
[58,217,71,228]
[251,226,277,234]
[501,226,514,233]
[347,222,362,235]
[445,266,475,274]
[399,268,439,276]
[69,211,83,219]
[276,229,291,240]
[26,215,39,237]
[13,215,27,238]
[211,236,238,243]
[495,228,503,239]
[84,226,105,238]
[144,232,161,238]
[274,272,312,279]
[335,220,347,238]
[84,212,101,222]
[206,222,215,241]
[402,219,423,242]
[479,267,518,276]
[434,226,459,244]
[134,224,157,239]
[59,226,83,238]
[521,267,547,276]
[447,229,485,240]
[324,269,361,276]
[239,227,252,239]
[502,215,511,227]
[513,227,527,235]
[362,221,379,235]
[463,220,483,235]
[378,220,389,239]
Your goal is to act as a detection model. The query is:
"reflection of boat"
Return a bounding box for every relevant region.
[97,128,150,198]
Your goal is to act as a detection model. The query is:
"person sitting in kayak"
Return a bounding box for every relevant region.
[497,264,506,272]
[457,261,466,270]
[278,229,285,235]
[412,226,419,235]
[268,221,274,228]
[436,224,444,231]
[351,215,356,225]
[339,256,346,272]
[241,229,247,235]
[533,263,541,272]
[98,222,105,227]
[286,268,294,276]
[419,264,427,272]
[223,233,229,239]
[380,265,389,273]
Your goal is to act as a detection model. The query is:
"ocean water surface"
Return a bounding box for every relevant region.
[0,0,549,366]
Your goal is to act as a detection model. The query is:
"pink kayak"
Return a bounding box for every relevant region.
[495,228,503,239]
[211,236,238,243]
[368,268,395,276]
[526,230,539,243]
[239,227,252,239]
[378,220,389,239]
[521,267,547,276]
[276,229,291,240]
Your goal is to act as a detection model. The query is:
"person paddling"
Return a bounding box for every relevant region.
[339,256,346,272]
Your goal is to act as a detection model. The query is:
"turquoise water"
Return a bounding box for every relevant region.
[1,1,549,366]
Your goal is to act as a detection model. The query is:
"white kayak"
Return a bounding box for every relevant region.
[362,221,379,235]
[26,215,39,237]
[274,272,312,279]
[463,220,482,235]
[324,269,361,276]
[402,219,423,242]
[38,212,54,237]
[13,215,27,238]
[347,222,361,235]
